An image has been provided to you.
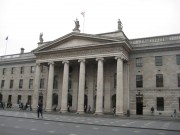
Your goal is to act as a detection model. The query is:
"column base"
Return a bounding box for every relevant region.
[115,112,124,116]
[94,112,104,115]
[60,110,67,113]
[76,111,84,114]
[45,108,52,112]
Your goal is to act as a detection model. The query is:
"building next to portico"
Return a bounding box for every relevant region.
[0,19,180,116]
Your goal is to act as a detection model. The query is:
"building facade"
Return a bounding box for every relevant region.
[0,21,180,116]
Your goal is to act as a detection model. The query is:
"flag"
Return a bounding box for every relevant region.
[5,36,8,40]
[81,11,85,17]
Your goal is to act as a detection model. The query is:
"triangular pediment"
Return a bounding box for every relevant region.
[34,32,121,52]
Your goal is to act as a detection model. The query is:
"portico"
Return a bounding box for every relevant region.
[32,31,130,115]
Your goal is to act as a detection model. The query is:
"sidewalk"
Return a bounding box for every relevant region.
[0,109,180,132]
[2,107,180,122]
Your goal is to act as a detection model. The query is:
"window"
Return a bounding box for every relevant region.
[156,74,163,87]
[136,57,143,67]
[11,67,14,74]
[178,73,180,87]
[20,67,24,74]
[40,78,44,89]
[136,75,143,88]
[29,79,33,89]
[2,68,6,75]
[17,95,21,104]
[19,79,23,89]
[41,65,46,73]
[176,55,180,65]
[10,80,13,89]
[155,56,162,66]
[157,97,164,111]
[53,76,58,89]
[30,66,35,73]
[1,80,5,88]
[27,95,32,105]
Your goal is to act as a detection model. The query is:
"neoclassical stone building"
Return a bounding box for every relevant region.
[0,20,180,116]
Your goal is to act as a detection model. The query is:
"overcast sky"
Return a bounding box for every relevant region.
[0,0,180,56]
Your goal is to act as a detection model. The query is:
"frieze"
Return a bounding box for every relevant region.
[37,46,123,60]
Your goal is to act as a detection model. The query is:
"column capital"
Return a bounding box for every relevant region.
[48,61,54,65]
[96,57,104,61]
[36,63,41,66]
[62,60,69,64]
[78,59,86,63]
[115,54,127,61]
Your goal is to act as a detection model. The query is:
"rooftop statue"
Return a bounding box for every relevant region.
[39,33,44,43]
[73,18,80,32]
[118,19,123,31]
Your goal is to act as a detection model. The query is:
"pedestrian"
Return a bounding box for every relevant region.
[37,101,43,118]
[84,105,87,113]
[113,107,116,117]
[173,109,177,118]
[67,104,70,112]
[88,105,91,113]
[151,106,154,115]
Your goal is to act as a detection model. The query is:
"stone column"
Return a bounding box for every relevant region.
[45,62,54,111]
[95,58,104,115]
[61,60,69,113]
[77,59,86,114]
[115,56,124,116]
[32,63,41,110]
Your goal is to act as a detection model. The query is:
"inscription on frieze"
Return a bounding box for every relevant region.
[37,46,123,60]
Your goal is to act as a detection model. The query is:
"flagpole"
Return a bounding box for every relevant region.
[5,38,8,55]
[83,14,85,33]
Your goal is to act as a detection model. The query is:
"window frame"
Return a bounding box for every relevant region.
[136,57,143,67]
[10,80,13,89]
[156,74,163,87]
[136,75,143,88]
[157,97,164,111]
[155,56,163,66]
[19,79,23,89]
[176,55,180,65]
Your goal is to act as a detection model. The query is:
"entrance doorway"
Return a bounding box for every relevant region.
[39,95,43,103]
[136,96,143,115]
[112,94,116,108]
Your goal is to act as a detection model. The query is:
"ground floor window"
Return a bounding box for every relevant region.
[179,98,180,111]
[157,97,164,111]
[17,95,21,104]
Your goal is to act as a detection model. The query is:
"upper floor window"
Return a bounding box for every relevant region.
[136,57,143,67]
[155,56,162,66]
[29,79,33,89]
[20,67,24,74]
[40,78,45,89]
[30,66,35,73]
[156,74,163,87]
[176,55,180,65]
[178,73,180,87]
[2,68,6,75]
[157,97,164,111]
[136,75,143,88]
[1,80,5,88]
[19,79,23,89]
[10,80,13,89]
[41,65,46,73]
[11,67,14,74]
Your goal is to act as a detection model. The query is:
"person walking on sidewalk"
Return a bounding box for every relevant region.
[37,101,43,118]
[113,107,116,117]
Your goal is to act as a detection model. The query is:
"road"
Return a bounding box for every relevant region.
[0,115,180,135]
[0,110,180,135]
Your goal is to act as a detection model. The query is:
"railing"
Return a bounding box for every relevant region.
[130,34,180,45]
[0,52,35,60]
